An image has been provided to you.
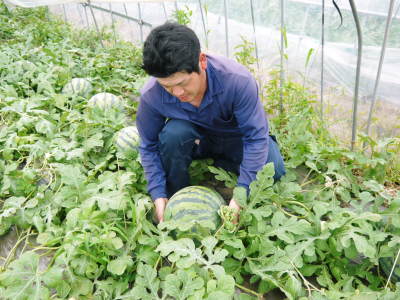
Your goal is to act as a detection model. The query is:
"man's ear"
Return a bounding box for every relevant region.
[199,52,207,70]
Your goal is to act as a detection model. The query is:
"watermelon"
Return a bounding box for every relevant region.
[380,257,400,283]
[164,186,225,230]
[14,60,35,71]
[62,78,92,97]
[88,92,122,109]
[115,126,140,154]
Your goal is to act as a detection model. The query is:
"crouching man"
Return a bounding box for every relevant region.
[136,22,286,223]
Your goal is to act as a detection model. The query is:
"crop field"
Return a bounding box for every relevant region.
[0,3,400,300]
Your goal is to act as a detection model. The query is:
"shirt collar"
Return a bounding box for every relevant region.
[206,58,224,97]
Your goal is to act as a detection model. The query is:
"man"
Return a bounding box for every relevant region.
[137,22,285,223]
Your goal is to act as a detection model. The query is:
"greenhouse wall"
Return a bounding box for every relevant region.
[5,0,399,143]
[43,0,400,145]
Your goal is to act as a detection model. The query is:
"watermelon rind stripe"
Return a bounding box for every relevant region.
[174,215,215,223]
[123,131,137,140]
[173,209,216,220]
[122,128,138,140]
[184,186,224,200]
[169,202,217,215]
[172,189,224,205]
[117,134,138,150]
[167,197,221,211]
[78,79,83,93]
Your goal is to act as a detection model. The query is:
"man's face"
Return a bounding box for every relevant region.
[156,54,207,105]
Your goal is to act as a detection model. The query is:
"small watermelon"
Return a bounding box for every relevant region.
[380,257,400,283]
[14,60,36,71]
[62,78,92,97]
[115,126,140,154]
[88,92,122,109]
[164,186,225,230]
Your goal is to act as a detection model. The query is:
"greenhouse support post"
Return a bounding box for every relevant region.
[279,0,285,114]
[86,1,104,48]
[137,2,143,44]
[365,0,395,138]
[62,4,67,23]
[123,3,135,42]
[349,0,362,151]
[223,0,229,57]
[162,2,168,20]
[320,0,325,121]
[108,3,117,45]
[249,0,262,94]
[76,3,85,28]
[249,0,259,70]
[198,0,208,49]
[83,3,90,28]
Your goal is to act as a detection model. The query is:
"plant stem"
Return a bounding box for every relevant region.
[385,247,400,289]
[235,283,262,298]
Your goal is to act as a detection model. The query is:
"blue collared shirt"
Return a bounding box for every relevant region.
[137,54,269,200]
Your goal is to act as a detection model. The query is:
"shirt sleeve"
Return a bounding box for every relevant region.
[136,96,168,200]
[233,77,269,190]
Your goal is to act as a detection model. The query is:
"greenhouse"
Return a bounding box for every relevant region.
[0,0,399,299]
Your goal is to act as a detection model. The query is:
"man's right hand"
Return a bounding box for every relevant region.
[154,197,168,223]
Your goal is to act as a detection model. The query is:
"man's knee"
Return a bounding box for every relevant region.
[159,119,199,150]
[267,136,286,181]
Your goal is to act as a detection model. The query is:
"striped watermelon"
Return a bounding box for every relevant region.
[380,257,400,283]
[164,186,225,230]
[62,78,92,97]
[88,92,122,109]
[115,126,140,154]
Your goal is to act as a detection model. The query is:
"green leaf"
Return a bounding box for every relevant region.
[339,228,376,258]
[123,263,160,299]
[156,238,199,269]
[266,211,312,243]
[107,255,133,275]
[208,166,237,188]
[157,237,229,271]
[285,273,303,298]
[248,163,275,206]
[233,186,247,207]
[305,48,314,67]
[164,269,204,299]
[35,119,55,137]
[0,251,51,300]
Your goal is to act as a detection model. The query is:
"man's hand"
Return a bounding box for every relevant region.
[228,198,241,224]
[154,197,168,223]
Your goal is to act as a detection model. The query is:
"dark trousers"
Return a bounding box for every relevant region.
[159,119,286,198]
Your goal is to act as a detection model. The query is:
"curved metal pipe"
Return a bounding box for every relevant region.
[108,3,116,45]
[223,0,229,57]
[279,0,285,114]
[137,3,143,44]
[320,0,325,121]
[87,1,104,48]
[365,0,395,138]
[349,0,362,150]
[249,0,259,70]
[198,0,208,48]
[123,3,135,42]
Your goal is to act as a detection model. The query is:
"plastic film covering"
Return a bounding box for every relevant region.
[4,0,173,8]
[44,0,399,142]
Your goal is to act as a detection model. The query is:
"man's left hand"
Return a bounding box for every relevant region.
[228,198,241,224]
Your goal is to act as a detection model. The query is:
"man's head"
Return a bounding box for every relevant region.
[142,22,207,105]
[142,22,201,78]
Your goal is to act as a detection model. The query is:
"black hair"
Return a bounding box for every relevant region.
[142,22,201,78]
